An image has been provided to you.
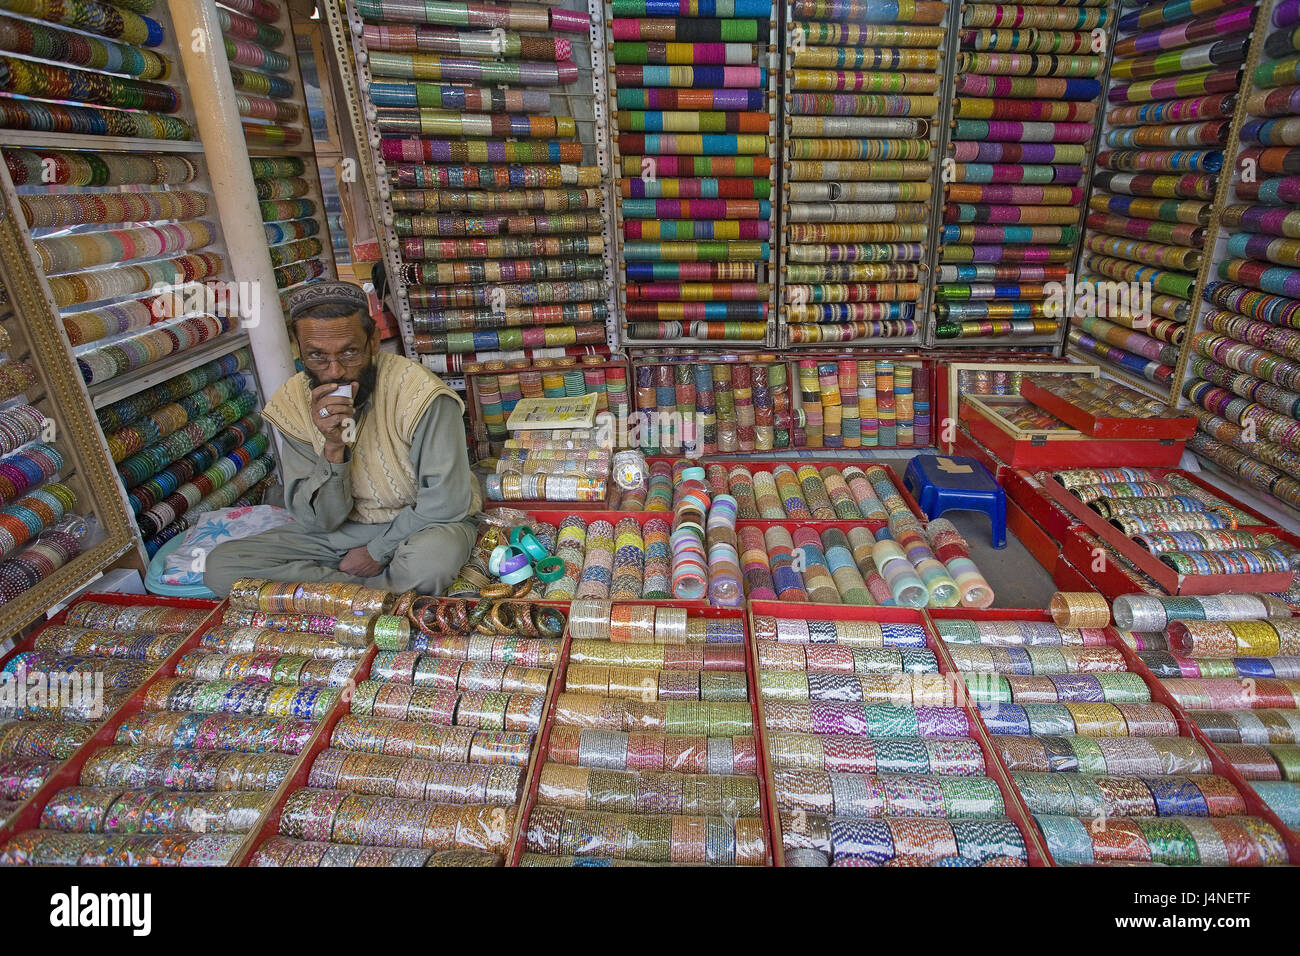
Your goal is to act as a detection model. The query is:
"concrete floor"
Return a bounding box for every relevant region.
[874,453,1057,610]
[942,509,1057,610]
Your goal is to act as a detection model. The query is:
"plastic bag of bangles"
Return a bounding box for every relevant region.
[141,678,340,720]
[34,625,189,661]
[0,684,132,721]
[1011,771,1247,819]
[80,745,298,792]
[39,787,273,834]
[0,720,95,760]
[0,831,245,866]
[277,788,515,854]
[349,686,546,734]
[366,655,551,695]
[199,623,365,660]
[329,714,535,766]
[1189,709,1300,746]
[173,649,358,688]
[226,577,396,619]
[113,711,315,754]
[251,837,503,866]
[64,601,210,633]
[546,725,758,776]
[780,813,1028,867]
[405,632,563,668]
[0,756,55,802]
[307,750,525,805]
[773,772,1007,820]
[4,651,154,692]
[550,694,753,735]
[536,764,763,816]
[1035,814,1289,866]
[524,806,767,865]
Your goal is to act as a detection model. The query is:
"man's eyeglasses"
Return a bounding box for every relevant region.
[302,349,368,371]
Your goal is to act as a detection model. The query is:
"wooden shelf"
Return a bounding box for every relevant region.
[88,332,252,409]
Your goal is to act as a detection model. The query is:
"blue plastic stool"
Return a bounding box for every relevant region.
[903,454,1007,549]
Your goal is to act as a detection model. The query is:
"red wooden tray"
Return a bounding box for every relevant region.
[927,606,1300,866]
[952,425,1008,480]
[962,396,1186,469]
[232,644,378,866]
[1003,467,1082,543]
[1040,473,1292,595]
[1104,631,1300,865]
[0,593,223,847]
[750,601,1055,866]
[1021,378,1197,440]
[511,603,775,866]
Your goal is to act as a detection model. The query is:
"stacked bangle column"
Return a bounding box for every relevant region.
[935,0,1113,343]
[351,0,612,374]
[1179,0,1300,510]
[1072,0,1257,389]
[612,0,777,344]
[781,0,947,346]
[217,0,337,304]
[96,348,277,556]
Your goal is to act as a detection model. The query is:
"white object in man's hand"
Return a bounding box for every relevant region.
[310,381,355,462]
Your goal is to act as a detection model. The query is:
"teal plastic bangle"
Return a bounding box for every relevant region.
[513,528,548,562]
[500,563,534,586]
[534,556,566,583]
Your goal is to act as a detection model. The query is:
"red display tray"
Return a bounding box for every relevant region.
[953,423,1011,480]
[511,603,775,867]
[1006,491,1067,582]
[963,396,1186,469]
[1060,527,1162,602]
[1052,557,1094,592]
[936,361,1099,455]
[928,606,1300,866]
[1104,632,1300,865]
[237,598,571,867]
[0,593,223,847]
[750,601,1054,866]
[1039,471,1291,595]
[232,645,378,866]
[1021,378,1197,440]
[1003,467,1084,543]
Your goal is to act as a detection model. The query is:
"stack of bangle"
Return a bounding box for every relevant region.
[409,597,566,641]
[174,650,358,689]
[0,481,76,558]
[114,712,315,754]
[228,578,394,617]
[34,626,187,661]
[1049,592,1112,629]
[0,405,46,457]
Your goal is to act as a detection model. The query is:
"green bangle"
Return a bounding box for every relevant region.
[511,525,549,562]
[534,556,566,584]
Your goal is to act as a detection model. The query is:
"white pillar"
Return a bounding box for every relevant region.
[168,0,296,399]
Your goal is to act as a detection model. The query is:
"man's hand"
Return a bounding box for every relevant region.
[310,382,355,463]
[339,544,386,578]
